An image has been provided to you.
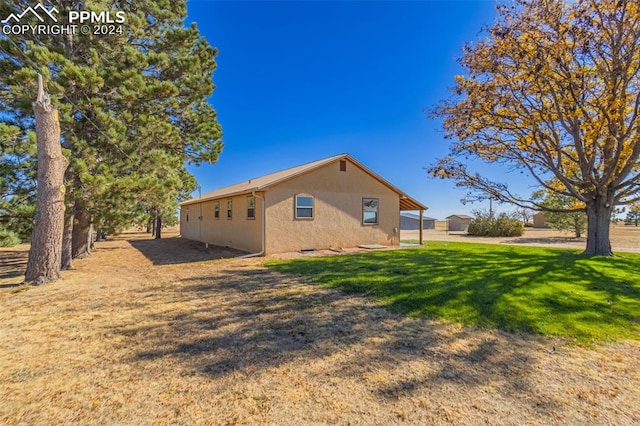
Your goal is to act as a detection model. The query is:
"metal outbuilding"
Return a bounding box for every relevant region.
[400,212,436,230]
[446,214,473,232]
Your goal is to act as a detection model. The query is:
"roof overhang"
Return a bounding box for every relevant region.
[180,154,428,211]
[400,196,427,211]
[181,188,261,207]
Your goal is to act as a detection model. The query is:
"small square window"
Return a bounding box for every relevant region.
[363,198,378,225]
[295,195,314,219]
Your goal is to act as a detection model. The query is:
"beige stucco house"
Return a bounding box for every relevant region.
[180,154,427,255]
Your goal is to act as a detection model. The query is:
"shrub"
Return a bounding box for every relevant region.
[0,229,21,247]
[468,212,524,237]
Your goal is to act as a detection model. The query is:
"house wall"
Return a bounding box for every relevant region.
[180,158,411,255]
[180,193,264,253]
[264,160,400,254]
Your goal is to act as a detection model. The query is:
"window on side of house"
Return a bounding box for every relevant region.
[227,198,233,219]
[340,159,347,172]
[295,195,314,219]
[214,201,220,219]
[247,196,255,219]
[362,198,379,225]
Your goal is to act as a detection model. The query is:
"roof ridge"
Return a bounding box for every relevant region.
[180,153,427,211]
[183,153,348,204]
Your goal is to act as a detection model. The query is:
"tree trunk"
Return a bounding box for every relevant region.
[61,201,74,270]
[574,217,582,238]
[155,215,162,239]
[25,75,69,285]
[90,224,95,250]
[584,196,613,256]
[72,199,92,259]
[146,218,152,233]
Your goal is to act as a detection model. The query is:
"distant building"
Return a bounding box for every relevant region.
[446,214,473,232]
[400,212,436,230]
[533,213,550,228]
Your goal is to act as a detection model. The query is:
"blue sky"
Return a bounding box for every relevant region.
[185,0,533,219]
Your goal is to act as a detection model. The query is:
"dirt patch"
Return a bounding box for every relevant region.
[1,230,639,424]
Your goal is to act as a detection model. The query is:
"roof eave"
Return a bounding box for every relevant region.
[180,187,263,206]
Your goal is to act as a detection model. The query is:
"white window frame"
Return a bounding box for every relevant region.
[295,195,314,219]
[247,196,255,219]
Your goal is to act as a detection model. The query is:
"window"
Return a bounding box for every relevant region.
[362,198,378,225]
[214,201,220,219]
[247,196,255,219]
[295,195,314,219]
[340,160,347,172]
[226,199,232,219]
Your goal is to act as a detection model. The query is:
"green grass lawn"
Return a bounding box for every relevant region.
[266,242,640,344]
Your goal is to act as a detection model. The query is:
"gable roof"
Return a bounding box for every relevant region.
[400,212,437,221]
[181,153,427,210]
[446,214,473,220]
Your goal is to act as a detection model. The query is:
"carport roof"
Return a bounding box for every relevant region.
[181,153,427,211]
[401,212,437,221]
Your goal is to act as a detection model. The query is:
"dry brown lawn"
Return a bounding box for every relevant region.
[1,229,639,425]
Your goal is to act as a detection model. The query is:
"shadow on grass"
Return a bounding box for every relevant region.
[127,264,556,414]
[128,236,247,265]
[508,236,585,245]
[266,243,640,343]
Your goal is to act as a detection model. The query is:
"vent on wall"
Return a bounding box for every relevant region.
[340,160,347,172]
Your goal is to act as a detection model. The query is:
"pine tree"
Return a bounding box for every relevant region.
[624,205,640,227]
[1,1,222,269]
[24,75,69,284]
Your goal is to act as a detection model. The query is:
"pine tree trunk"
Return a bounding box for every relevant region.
[90,224,95,250]
[61,202,74,270]
[155,215,162,239]
[25,75,69,285]
[585,196,613,256]
[72,199,92,259]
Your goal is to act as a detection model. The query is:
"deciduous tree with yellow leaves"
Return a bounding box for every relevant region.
[429,0,640,255]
